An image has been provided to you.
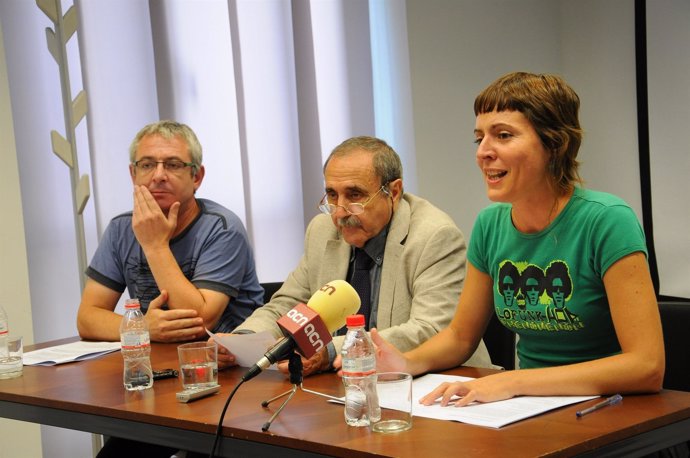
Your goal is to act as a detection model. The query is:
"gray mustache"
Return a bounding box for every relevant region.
[338,216,362,228]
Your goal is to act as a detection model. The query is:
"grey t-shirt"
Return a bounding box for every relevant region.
[86,198,264,332]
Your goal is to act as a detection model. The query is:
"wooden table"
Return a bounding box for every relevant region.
[1,339,689,457]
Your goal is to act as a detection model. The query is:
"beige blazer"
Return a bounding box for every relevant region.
[239,193,493,368]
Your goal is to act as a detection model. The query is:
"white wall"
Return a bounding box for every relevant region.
[0,17,43,458]
[561,0,641,216]
[0,2,99,457]
[408,0,641,239]
[407,0,562,236]
[408,0,688,299]
[646,1,690,298]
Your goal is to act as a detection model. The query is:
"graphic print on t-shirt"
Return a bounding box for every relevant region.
[125,255,197,311]
[496,259,583,332]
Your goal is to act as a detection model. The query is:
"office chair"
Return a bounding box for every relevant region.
[659,301,690,392]
[482,313,516,370]
[260,282,283,304]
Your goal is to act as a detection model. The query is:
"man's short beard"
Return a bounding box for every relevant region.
[338,215,362,228]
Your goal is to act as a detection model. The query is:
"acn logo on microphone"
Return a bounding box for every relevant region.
[285,308,310,326]
[277,303,332,359]
[319,283,336,295]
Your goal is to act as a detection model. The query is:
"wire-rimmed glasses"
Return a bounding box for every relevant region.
[318,185,386,215]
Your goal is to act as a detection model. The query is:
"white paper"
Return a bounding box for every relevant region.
[411,373,598,428]
[206,329,279,370]
[23,341,122,366]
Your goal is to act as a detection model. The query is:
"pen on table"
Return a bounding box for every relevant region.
[576,394,623,418]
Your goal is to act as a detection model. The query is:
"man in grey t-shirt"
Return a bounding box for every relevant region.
[77,120,263,343]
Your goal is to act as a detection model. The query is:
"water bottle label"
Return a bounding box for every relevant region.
[121,333,151,350]
[0,323,7,336]
[342,355,376,376]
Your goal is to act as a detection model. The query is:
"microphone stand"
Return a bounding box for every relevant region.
[260,352,342,432]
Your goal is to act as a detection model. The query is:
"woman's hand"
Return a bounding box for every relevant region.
[419,372,516,407]
[370,328,408,373]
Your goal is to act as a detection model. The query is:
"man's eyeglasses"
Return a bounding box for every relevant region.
[132,159,196,175]
[318,185,387,215]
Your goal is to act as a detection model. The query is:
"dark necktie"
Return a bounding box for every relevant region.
[350,248,374,328]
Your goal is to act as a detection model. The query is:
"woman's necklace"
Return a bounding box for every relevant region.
[512,195,562,233]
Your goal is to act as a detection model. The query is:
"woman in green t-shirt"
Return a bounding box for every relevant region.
[372,71,664,406]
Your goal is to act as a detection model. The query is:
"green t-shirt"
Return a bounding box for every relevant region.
[468,187,648,369]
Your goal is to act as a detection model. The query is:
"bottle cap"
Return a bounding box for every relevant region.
[124,298,141,309]
[346,314,365,327]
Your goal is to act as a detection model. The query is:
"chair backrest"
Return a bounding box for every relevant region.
[659,301,690,391]
[483,313,516,370]
[260,282,283,305]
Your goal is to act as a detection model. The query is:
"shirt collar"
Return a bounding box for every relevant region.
[353,225,388,266]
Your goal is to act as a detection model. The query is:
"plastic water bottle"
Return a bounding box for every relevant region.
[0,306,8,360]
[120,298,153,391]
[341,314,380,426]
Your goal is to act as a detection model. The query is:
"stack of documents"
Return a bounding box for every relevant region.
[23,341,121,366]
[410,374,597,428]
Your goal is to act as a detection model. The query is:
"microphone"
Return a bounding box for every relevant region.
[242,280,360,382]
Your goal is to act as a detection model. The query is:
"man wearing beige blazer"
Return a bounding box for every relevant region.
[218,136,493,376]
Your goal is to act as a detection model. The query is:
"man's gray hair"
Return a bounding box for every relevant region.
[129,120,202,174]
[324,136,403,187]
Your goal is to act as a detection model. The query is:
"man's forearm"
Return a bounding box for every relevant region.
[77,308,124,342]
[143,244,206,311]
[235,300,287,337]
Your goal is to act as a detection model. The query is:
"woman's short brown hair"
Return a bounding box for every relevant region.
[474,72,584,193]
